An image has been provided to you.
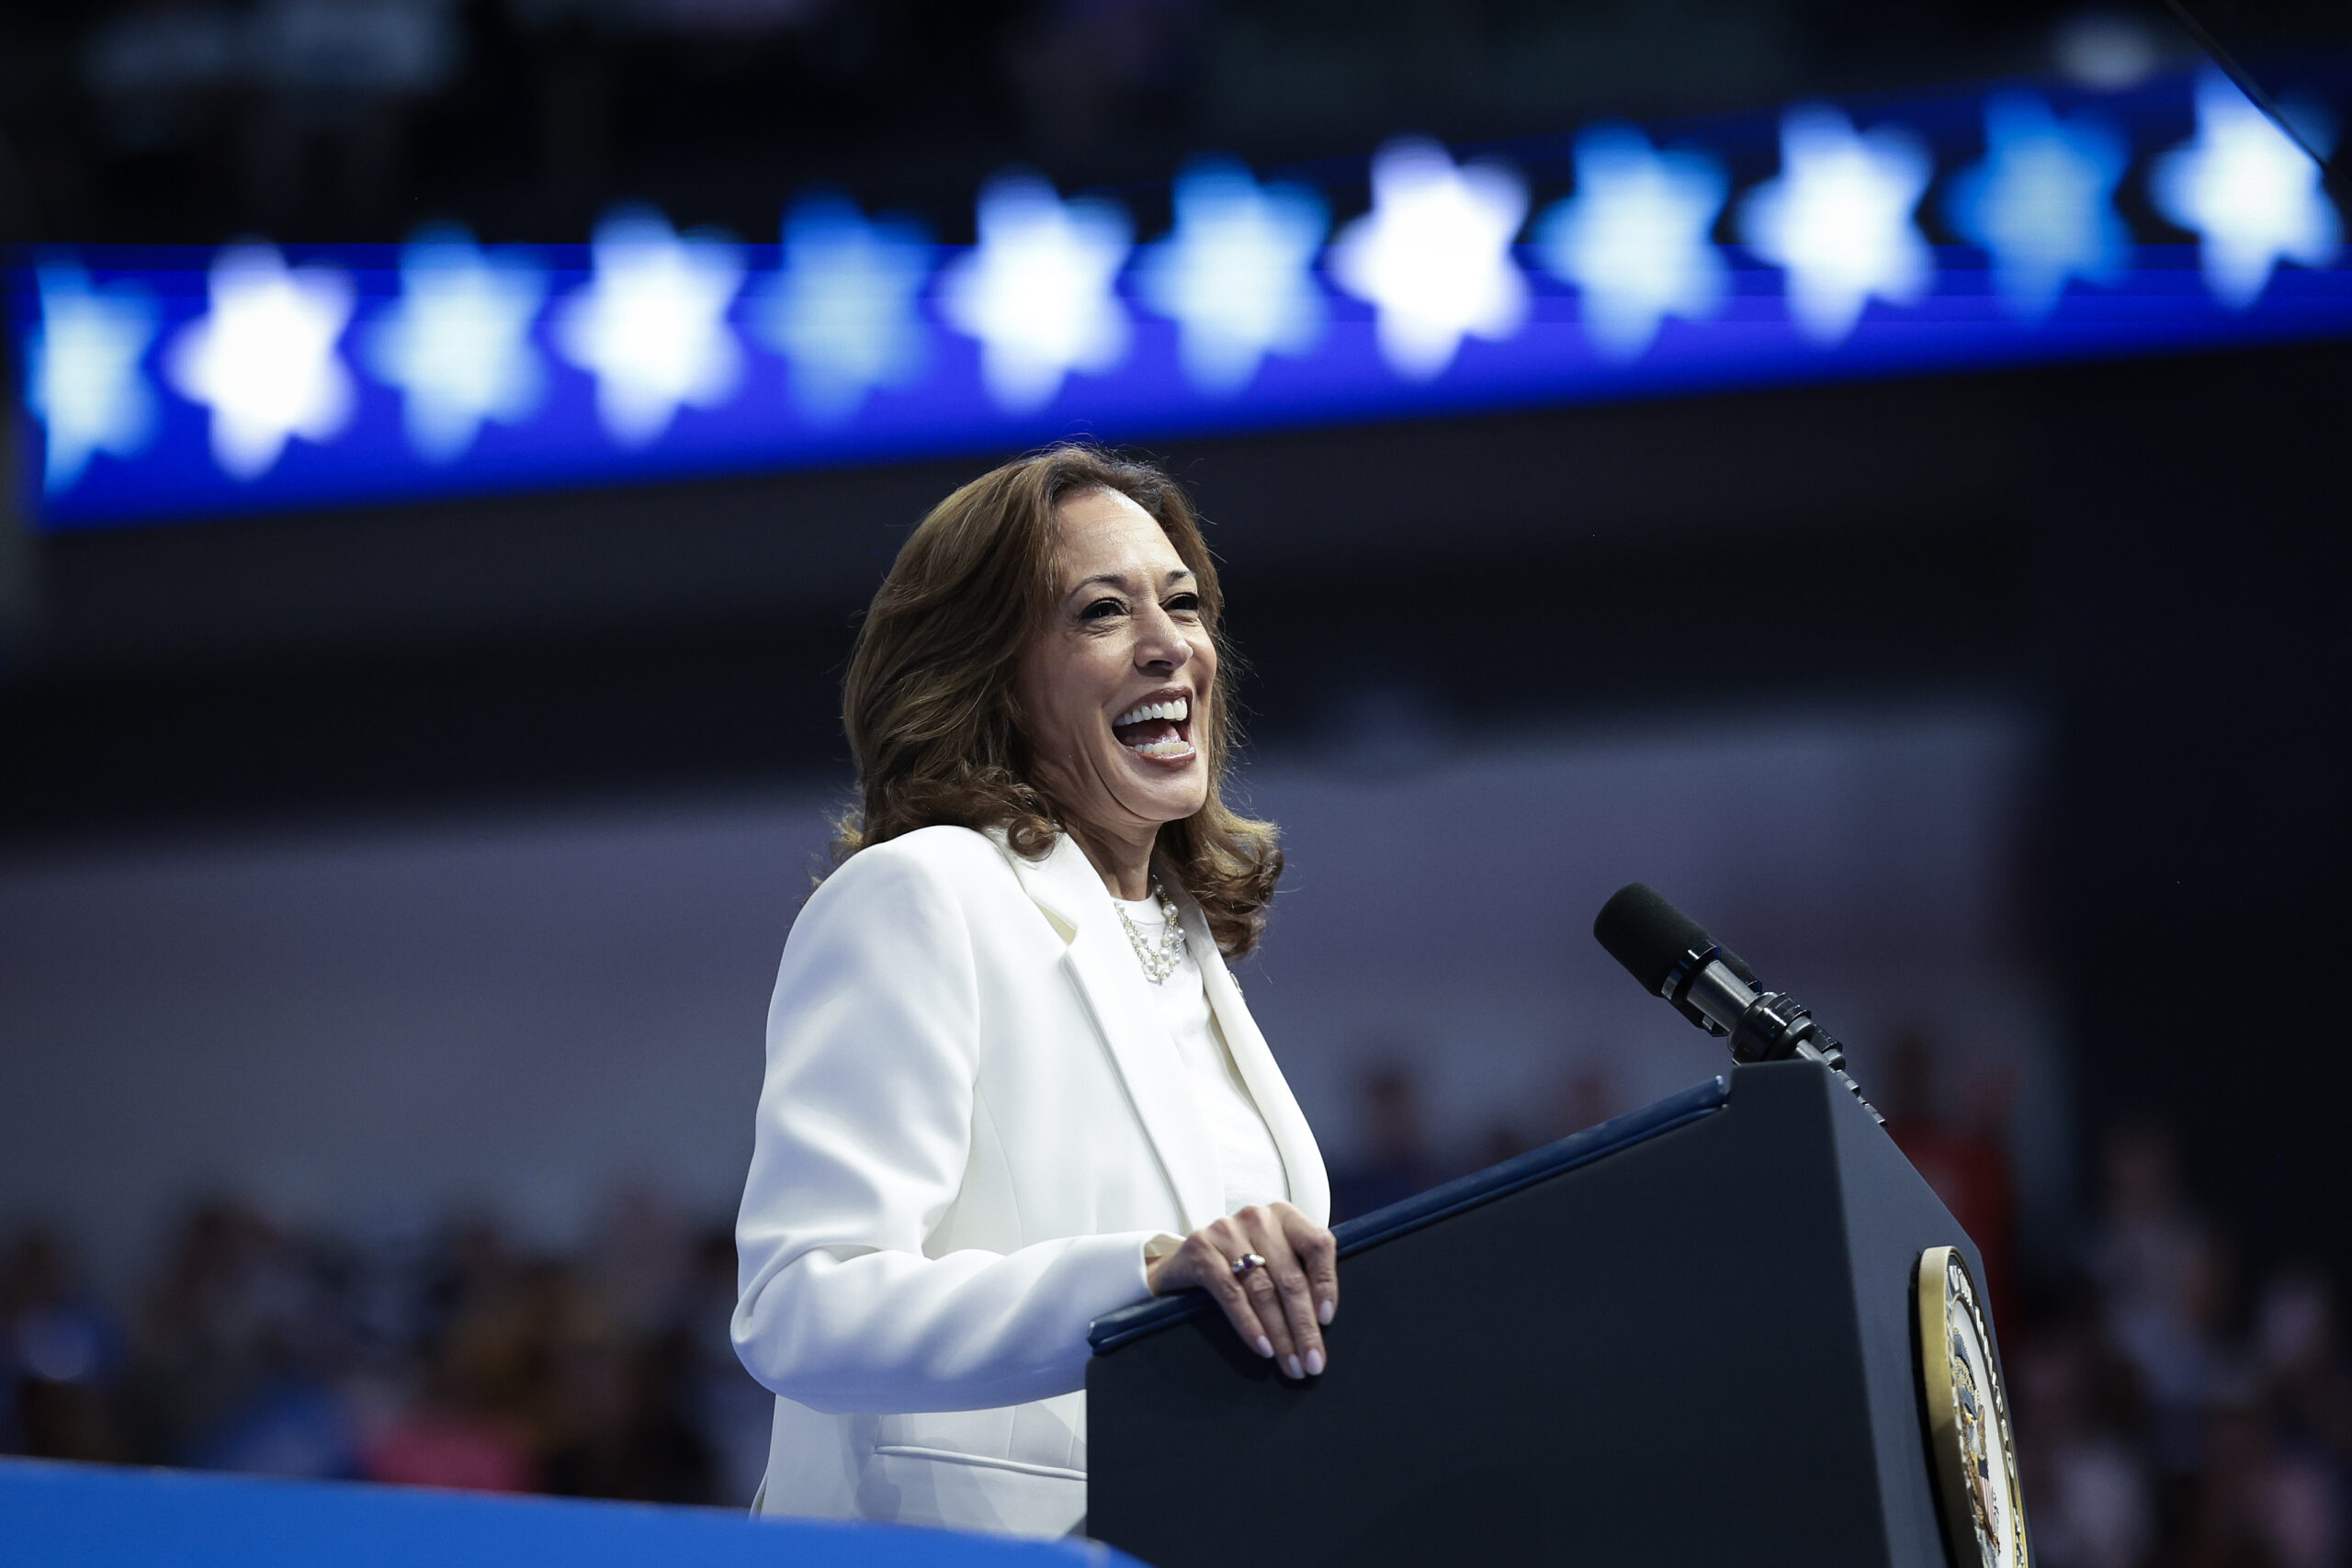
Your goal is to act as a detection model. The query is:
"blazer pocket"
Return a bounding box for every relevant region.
[869,1444,1088,1483]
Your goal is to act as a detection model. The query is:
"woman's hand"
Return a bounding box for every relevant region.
[1146,1202,1339,1381]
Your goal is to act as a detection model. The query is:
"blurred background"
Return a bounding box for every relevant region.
[1,0,2348,1562]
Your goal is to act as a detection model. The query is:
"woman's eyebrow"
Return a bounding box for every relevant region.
[1071,568,1196,593]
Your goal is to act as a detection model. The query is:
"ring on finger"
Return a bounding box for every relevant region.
[1231,1252,1268,1277]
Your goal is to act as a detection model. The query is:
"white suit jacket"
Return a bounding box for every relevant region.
[731,825,1329,1538]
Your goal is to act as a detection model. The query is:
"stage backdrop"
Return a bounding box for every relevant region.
[0,703,2064,1300]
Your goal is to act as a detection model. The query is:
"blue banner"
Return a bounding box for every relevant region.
[0,1458,1136,1568]
[12,63,2348,533]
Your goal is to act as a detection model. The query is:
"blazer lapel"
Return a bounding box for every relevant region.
[1178,895,1333,1227]
[1000,833,1224,1234]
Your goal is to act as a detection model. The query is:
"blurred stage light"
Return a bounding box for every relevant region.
[1136,156,1329,395]
[2052,12,2165,91]
[554,207,748,446]
[16,59,2350,530]
[1329,137,1530,380]
[1534,125,1729,359]
[751,195,933,423]
[25,264,159,492]
[1945,93,2132,320]
[2152,71,2343,310]
[1739,105,1935,344]
[365,226,548,463]
[939,173,1133,412]
[164,243,356,479]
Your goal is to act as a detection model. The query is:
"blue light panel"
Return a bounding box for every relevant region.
[10,62,2349,533]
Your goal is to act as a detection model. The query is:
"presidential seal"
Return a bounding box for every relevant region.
[1917,1246,2030,1568]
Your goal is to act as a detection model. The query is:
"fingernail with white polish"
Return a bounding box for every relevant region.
[1318,1299,1334,1325]
[1305,1348,1325,1376]
[1285,1355,1303,1380]
[1254,1336,1273,1359]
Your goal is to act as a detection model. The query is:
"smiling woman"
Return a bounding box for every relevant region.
[1021,487,1219,849]
[835,446,1280,953]
[730,446,1335,1539]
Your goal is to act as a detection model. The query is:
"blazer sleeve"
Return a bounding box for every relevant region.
[730,839,1161,1415]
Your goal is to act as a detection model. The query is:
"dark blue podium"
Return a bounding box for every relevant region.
[1085,1058,1993,1567]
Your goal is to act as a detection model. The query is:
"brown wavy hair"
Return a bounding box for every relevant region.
[833,446,1282,956]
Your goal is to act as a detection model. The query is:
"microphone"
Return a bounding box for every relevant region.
[1594,883,1883,1123]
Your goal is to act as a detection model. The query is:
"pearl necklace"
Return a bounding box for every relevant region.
[1114,880,1188,984]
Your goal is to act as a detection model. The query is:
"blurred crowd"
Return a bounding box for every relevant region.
[6,1063,2348,1562]
[7,0,1216,243]
[0,0,2096,245]
[0,1187,771,1506]
[2016,1123,2350,1568]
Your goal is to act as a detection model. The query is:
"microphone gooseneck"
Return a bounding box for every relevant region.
[1593,883,1883,1124]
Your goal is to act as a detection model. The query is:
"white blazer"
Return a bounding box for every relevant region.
[731,824,1329,1538]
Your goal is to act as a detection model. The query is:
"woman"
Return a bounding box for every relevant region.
[730,446,1337,1538]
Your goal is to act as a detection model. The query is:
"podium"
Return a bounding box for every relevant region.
[1085,1059,2000,1568]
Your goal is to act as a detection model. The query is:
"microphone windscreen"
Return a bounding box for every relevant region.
[1594,883,1714,997]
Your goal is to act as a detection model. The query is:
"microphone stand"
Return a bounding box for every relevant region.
[1657,940,1885,1124]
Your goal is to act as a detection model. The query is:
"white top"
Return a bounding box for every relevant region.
[1115,894,1291,1215]
[735,827,1329,1537]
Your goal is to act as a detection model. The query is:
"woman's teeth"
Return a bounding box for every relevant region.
[1114,696,1189,728]
[1113,694,1194,759]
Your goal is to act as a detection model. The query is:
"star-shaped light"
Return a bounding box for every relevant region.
[1136,156,1329,394]
[364,225,548,462]
[555,207,747,446]
[25,263,160,492]
[939,172,1133,412]
[2151,71,2342,310]
[1945,93,2132,320]
[1329,137,1529,379]
[165,243,356,479]
[750,195,933,423]
[1534,124,1728,360]
[1738,105,1934,344]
